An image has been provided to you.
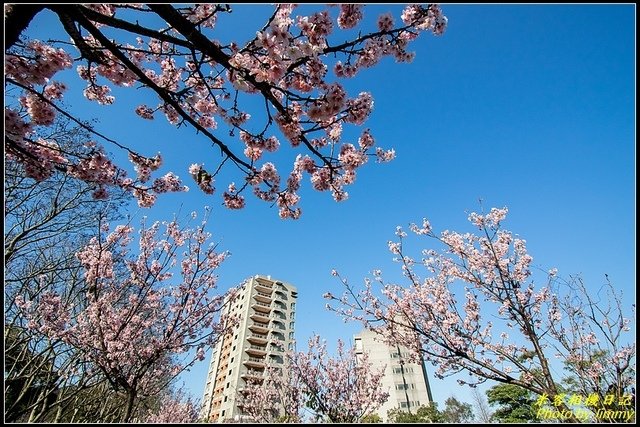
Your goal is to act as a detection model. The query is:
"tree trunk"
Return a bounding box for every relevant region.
[4,5,45,50]
[122,389,137,422]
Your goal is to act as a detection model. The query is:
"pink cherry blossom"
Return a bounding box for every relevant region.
[6,4,448,218]
[290,335,389,422]
[326,206,635,421]
[337,5,364,29]
[16,212,234,421]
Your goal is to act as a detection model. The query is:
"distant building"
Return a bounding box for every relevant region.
[201,275,297,423]
[354,329,433,421]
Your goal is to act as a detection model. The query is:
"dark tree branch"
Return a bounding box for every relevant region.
[75,5,193,49]
[4,4,45,50]
[51,5,254,174]
[147,4,333,170]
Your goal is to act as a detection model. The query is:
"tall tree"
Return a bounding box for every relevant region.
[326,207,636,422]
[4,119,133,423]
[5,4,447,217]
[14,210,234,422]
[387,403,444,423]
[386,397,473,423]
[292,335,390,423]
[238,365,304,423]
[441,396,474,423]
[486,383,537,423]
[470,387,494,423]
[240,335,389,423]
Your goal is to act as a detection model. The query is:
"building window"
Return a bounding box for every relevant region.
[224,396,228,402]
[393,366,414,374]
[230,357,234,363]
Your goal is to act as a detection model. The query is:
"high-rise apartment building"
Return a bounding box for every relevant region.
[354,329,433,421]
[201,275,297,423]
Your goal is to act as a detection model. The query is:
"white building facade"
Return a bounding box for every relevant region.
[354,329,433,421]
[201,275,297,422]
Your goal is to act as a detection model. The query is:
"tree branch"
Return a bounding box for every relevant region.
[4,4,45,50]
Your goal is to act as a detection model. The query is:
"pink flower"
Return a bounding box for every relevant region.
[337,4,363,29]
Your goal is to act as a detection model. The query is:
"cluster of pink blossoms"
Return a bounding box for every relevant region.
[327,206,635,403]
[5,39,73,86]
[15,215,233,398]
[337,4,364,29]
[143,395,198,423]
[240,131,280,161]
[6,4,448,217]
[5,35,188,206]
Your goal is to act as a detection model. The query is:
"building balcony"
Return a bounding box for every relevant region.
[246,344,267,356]
[254,291,273,304]
[241,368,265,380]
[252,301,272,314]
[270,312,286,320]
[248,321,269,334]
[247,332,268,345]
[272,302,287,312]
[268,344,284,354]
[270,331,286,342]
[255,281,274,293]
[243,356,266,368]
[271,320,286,331]
[269,354,284,365]
[250,311,271,322]
[274,289,288,301]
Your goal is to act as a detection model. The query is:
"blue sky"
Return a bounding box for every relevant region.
[17,4,635,409]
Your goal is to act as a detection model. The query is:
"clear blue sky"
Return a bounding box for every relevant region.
[19,4,635,409]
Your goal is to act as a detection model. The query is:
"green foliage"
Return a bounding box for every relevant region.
[387,397,475,424]
[442,396,474,423]
[360,413,382,423]
[486,384,538,423]
[388,402,444,423]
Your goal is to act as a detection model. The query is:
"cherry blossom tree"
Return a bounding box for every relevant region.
[290,335,390,423]
[238,364,305,423]
[5,4,447,218]
[141,388,199,423]
[14,209,236,422]
[4,120,136,423]
[326,207,636,423]
[238,336,389,423]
